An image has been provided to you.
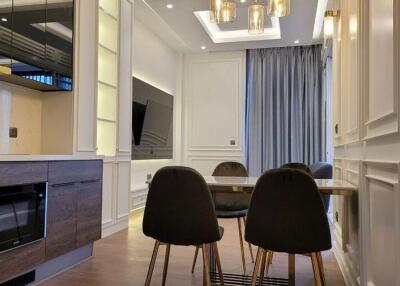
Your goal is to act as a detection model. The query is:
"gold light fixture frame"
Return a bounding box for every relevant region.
[267,0,290,18]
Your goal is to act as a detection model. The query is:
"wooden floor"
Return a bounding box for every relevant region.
[42,213,346,286]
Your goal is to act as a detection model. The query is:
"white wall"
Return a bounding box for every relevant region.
[182,51,246,175]
[0,83,43,155]
[131,17,183,209]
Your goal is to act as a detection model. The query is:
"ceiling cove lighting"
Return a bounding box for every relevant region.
[210,0,236,23]
[267,0,290,17]
[324,10,340,39]
[248,1,265,34]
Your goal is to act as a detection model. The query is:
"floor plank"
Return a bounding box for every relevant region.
[41,213,346,286]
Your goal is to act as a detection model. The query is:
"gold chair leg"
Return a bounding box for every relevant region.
[264,251,271,277]
[145,240,161,286]
[311,253,323,286]
[237,218,247,273]
[202,244,212,286]
[213,242,225,286]
[192,246,200,273]
[243,217,254,263]
[268,252,274,264]
[161,244,171,286]
[259,249,267,286]
[250,248,262,286]
[243,217,255,263]
[288,254,295,286]
[316,252,326,286]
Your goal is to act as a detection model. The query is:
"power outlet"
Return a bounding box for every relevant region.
[9,127,18,138]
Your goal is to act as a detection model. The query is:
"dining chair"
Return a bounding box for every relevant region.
[192,161,254,274]
[281,162,313,176]
[143,166,225,286]
[309,162,333,212]
[245,169,331,286]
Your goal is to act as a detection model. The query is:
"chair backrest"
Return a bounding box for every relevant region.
[309,162,333,212]
[143,166,221,245]
[309,162,333,179]
[245,169,331,254]
[281,162,313,176]
[212,162,251,211]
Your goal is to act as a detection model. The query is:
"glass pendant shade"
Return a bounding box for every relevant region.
[248,3,265,34]
[267,0,290,17]
[210,0,236,23]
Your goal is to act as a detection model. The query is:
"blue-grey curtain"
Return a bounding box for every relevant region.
[246,45,326,176]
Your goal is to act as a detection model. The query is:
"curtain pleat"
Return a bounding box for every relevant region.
[246,45,325,176]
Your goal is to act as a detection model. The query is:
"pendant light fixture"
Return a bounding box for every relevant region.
[248,1,265,34]
[210,0,236,23]
[267,0,290,17]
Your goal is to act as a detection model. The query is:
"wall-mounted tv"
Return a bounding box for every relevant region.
[0,0,74,91]
[132,77,173,160]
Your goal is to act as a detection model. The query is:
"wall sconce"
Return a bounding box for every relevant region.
[324,10,340,39]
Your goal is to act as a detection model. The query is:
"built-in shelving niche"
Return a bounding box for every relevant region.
[97,0,119,157]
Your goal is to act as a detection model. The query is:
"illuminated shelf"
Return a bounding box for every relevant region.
[97,0,119,157]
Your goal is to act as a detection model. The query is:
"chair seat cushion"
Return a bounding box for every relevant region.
[216,209,248,218]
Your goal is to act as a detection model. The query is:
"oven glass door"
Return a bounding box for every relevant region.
[0,182,47,252]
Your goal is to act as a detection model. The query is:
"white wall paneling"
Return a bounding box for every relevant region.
[360,161,400,286]
[361,0,399,140]
[117,0,133,155]
[183,52,246,174]
[99,0,134,236]
[332,0,400,285]
[74,0,98,154]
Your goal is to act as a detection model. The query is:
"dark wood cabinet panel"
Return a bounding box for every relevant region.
[48,160,102,185]
[0,240,45,283]
[76,180,102,247]
[45,183,77,260]
[0,162,48,187]
[0,159,103,283]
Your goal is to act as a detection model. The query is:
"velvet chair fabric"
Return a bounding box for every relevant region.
[143,166,222,246]
[245,169,332,254]
[280,162,313,176]
[212,162,251,215]
[309,162,333,212]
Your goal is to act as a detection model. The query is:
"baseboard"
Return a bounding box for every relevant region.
[32,244,93,285]
[333,240,360,286]
[101,217,129,238]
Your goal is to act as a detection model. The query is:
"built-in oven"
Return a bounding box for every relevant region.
[0,182,47,253]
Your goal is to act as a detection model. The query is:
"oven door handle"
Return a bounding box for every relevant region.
[50,182,75,188]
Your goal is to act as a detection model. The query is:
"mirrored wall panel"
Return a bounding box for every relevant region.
[0,0,74,91]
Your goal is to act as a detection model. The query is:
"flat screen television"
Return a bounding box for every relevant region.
[132,77,173,160]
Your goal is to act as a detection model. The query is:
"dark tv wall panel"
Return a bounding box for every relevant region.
[132,77,173,160]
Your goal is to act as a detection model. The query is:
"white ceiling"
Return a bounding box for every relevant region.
[135,0,328,53]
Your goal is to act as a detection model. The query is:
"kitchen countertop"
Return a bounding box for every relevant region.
[0,154,104,162]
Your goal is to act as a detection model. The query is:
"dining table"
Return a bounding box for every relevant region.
[204,175,358,286]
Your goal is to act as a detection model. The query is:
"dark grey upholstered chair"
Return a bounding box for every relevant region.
[143,166,224,286]
[245,169,332,286]
[192,162,254,274]
[281,162,313,176]
[309,162,333,212]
